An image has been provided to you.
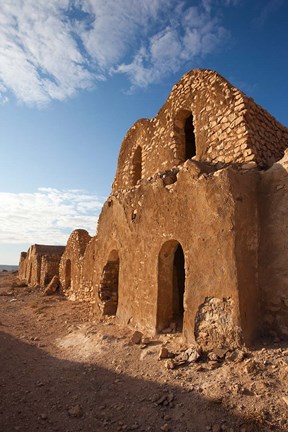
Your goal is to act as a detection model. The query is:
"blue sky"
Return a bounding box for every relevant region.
[0,0,288,264]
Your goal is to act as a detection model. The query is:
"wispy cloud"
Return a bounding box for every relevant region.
[0,0,237,105]
[253,0,285,27]
[0,187,104,245]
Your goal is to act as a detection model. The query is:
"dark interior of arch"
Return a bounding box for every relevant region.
[173,244,185,330]
[184,114,196,159]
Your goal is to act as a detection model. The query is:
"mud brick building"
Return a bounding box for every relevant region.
[19,69,288,348]
[19,244,65,287]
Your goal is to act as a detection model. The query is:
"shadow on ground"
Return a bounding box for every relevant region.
[0,331,282,432]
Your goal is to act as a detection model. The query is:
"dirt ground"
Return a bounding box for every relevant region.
[0,272,287,432]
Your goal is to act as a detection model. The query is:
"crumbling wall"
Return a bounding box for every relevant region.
[259,150,288,338]
[194,297,241,350]
[93,161,259,347]
[59,229,92,300]
[18,252,27,280]
[18,244,64,287]
[112,69,288,192]
[79,236,97,303]
[40,254,63,286]
[245,100,288,168]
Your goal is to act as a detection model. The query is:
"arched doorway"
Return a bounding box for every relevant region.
[65,259,72,290]
[98,250,119,316]
[132,146,142,186]
[157,240,185,332]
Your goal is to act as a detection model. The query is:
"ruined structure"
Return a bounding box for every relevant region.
[59,229,92,301]
[18,244,65,287]
[19,69,288,348]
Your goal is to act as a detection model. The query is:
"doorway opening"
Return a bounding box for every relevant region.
[98,250,119,315]
[157,240,185,332]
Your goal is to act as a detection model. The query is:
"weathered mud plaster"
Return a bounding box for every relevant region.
[59,229,92,301]
[258,150,288,338]
[19,69,288,347]
[18,245,65,287]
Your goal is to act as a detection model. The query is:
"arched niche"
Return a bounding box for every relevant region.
[157,240,186,332]
[98,250,120,316]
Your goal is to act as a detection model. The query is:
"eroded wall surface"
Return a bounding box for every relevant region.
[59,229,92,300]
[18,245,65,287]
[18,68,288,347]
[259,150,288,338]
[92,162,259,346]
[113,69,288,192]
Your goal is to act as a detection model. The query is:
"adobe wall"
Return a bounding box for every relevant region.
[18,252,27,279]
[258,150,288,338]
[40,254,63,286]
[93,162,259,347]
[59,229,92,300]
[18,245,65,287]
[112,69,288,192]
[80,236,97,303]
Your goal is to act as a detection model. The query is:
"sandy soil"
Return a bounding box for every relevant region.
[0,271,287,432]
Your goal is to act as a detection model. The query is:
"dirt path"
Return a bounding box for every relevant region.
[0,272,287,432]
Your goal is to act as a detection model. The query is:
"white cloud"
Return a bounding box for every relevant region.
[0,0,237,105]
[115,3,228,89]
[0,187,105,245]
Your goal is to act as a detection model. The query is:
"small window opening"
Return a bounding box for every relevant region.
[132,146,142,186]
[184,114,196,159]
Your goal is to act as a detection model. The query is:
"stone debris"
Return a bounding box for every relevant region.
[130,331,143,345]
[43,275,59,295]
[185,346,202,363]
[67,404,83,418]
[226,349,246,363]
[158,346,170,360]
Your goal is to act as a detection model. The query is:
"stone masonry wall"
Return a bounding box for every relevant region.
[40,254,63,286]
[245,100,288,168]
[17,68,288,347]
[18,244,65,287]
[112,69,288,193]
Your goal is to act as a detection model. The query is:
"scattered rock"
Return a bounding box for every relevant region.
[158,347,169,360]
[226,349,245,363]
[185,347,201,363]
[67,404,83,418]
[165,359,175,370]
[282,396,288,406]
[43,275,59,296]
[131,331,143,345]
[208,352,219,362]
